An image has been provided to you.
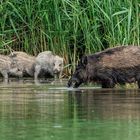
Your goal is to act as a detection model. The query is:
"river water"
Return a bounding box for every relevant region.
[0,79,140,140]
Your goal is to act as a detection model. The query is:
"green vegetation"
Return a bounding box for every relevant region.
[0,0,139,75]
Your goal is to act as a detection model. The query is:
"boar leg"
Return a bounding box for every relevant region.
[101,79,115,88]
[1,71,8,83]
[58,71,62,79]
[136,75,140,88]
[138,81,140,88]
[137,78,140,88]
[34,65,41,81]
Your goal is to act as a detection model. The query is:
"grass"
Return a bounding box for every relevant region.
[0,0,139,75]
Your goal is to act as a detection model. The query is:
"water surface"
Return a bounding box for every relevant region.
[0,79,140,140]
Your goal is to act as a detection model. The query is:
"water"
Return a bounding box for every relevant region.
[0,79,140,140]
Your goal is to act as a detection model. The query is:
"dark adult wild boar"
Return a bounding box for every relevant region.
[67,46,140,88]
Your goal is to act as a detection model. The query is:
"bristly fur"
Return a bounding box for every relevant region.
[67,45,140,88]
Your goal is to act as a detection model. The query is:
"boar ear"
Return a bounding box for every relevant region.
[81,56,88,66]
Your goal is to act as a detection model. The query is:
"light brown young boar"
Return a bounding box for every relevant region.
[0,54,23,82]
[34,51,64,80]
[10,51,36,77]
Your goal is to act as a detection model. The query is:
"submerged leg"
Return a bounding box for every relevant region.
[34,65,41,81]
[1,71,8,83]
[101,79,115,88]
[136,75,140,88]
[34,65,41,85]
[137,80,140,88]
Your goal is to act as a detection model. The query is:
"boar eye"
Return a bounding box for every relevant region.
[53,63,55,66]
[59,64,62,67]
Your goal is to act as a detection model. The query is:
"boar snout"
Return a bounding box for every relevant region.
[53,69,59,74]
[67,77,81,88]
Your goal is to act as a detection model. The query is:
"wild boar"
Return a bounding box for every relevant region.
[67,45,140,88]
[10,51,36,77]
[0,54,23,82]
[34,51,63,80]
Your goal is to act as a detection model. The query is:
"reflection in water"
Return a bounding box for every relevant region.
[68,89,140,120]
[0,79,140,140]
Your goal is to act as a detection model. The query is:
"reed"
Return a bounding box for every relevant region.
[0,0,139,75]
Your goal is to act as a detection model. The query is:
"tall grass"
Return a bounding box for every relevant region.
[0,0,139,75]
